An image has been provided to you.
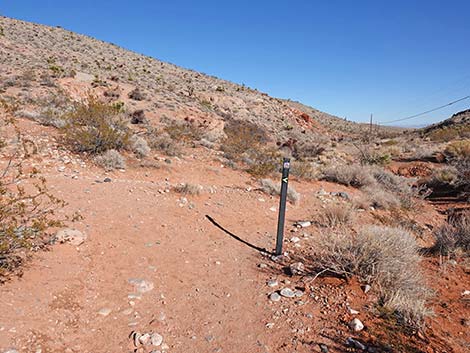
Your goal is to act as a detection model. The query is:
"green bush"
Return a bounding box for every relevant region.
[61,95,130,154]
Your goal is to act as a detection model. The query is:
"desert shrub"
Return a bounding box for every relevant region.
[173,183,202,195]
[431,211,470,256]
[128,88,146,101]
[164,120,203,145]
[311,226,430,326]
[259,179,300,204]
[291,138,327,160]
[318,203,355,227]
[444,140,470,159]
[222,120,269,158]
[289,161,319,180]
[322,164,375,188]
[426,166,459,189]
[222,120,281,177]
[130,135,150,158]
[61,95,130,154]
[94,149,126,170]
[362,186,401,210]
[147,132,182,157]
[428,127,466,142]
[245,147,280,178]
[356,145,391,165]
[0,125,74,280]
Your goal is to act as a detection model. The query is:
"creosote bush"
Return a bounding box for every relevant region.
[61,95,130,154]
[311,226,430,327]
[222,120,281,178]
[0,124,75,280]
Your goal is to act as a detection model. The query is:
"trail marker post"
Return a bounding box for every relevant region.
[275,157,290,256]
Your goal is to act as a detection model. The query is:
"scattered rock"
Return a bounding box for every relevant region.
[346,337,366,350]
[98,307,112,316]
[290,236,300,243]
[462,290,470,296]
[296,221,311,228]
[139,333,151,345]
[258,263,268,269]
[103,177,112,183]
[319,343,329,353]
[150,333,163,346]
[55,228,87,246]
[288,262,304,276]
[128,278,154,293]
[349,318,364,332]
[280,288,296,298]
[363,284,371,293]
[267,279,278,288]
[331,191,350,199]
[348,307,360,315]
[269,292,281,302]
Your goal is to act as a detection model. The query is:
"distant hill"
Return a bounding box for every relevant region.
[422,109,470,140]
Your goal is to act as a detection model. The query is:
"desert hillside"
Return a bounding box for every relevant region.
[1,16,470,353]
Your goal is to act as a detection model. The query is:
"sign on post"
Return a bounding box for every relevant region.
[275,157,290,256]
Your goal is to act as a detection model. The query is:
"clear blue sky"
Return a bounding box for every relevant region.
[2,0,470,126]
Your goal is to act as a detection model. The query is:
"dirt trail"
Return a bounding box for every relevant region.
[0,153,316,353]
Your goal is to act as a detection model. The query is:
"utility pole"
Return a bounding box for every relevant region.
[369,113,373,134]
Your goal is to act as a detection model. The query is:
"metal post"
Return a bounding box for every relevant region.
[275,158,290,256]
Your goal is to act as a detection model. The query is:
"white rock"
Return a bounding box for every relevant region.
[280,288,296,298]
[139,333,151,345]
[297,221,311,228]
[363,284,371,293]
[462,290,470,296]
[269,292,281,302]
[128,279,154,293]
[267,279,278,288]
[349,318,364,332]
[290,236,300,243]
[55,228,87,246]
[98,308,112,316]
[150,332,163,346]
[348,308,360,315]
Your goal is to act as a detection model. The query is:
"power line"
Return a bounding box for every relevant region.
[378,95,470,125]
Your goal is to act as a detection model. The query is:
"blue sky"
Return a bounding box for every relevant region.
[2,0,470,126]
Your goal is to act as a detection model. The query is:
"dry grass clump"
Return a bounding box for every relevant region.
[147,132,182,157]
[61,95,130,154]
[130,135,150,158]
[361,186,401,210]
[322,164,375,188]
[318,203,355,227]
[444,140,470,159]
[173,183,202,195]
[431,211,470,256]
[289,160,320,180]
[311,226,430,327]
[94,149,126,170]
[259,179,300,204]
[164,119,204,145]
